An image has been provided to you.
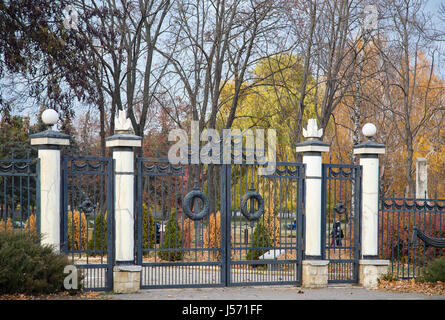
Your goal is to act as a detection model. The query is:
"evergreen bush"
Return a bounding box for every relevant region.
[67,210,88,250]
[0,231,81,294]
[25,214,37,235]
[246,221,271,261]
[158,212,183,261]
[88,213,107,252]
[262,209,280,246]
[142,203,155,249]
[0,217,13,233]
[203,211,234,260]
[419,257,445,283]
[178,213,194,249]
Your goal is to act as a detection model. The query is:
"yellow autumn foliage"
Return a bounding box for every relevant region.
[0,217,13,233]
[178,214,195,248]
[67,210,88,250]
[261,208,280,246]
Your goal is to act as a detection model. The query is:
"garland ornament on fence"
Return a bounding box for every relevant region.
[182,181,210,221]
[412,226,445,248]
[240,186,265,221]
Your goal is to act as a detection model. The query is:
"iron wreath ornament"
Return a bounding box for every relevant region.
[240,189,265,221]
[182,188,210,221]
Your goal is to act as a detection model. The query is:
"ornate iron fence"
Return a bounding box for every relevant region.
[0,152,40,235]
[379,196,445,279]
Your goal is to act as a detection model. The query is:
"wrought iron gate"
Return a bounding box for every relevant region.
[136,158,305,288]
[62,156,114,291]
[136,158,226,288]
[322,163,361,283]
[226,162,304,286]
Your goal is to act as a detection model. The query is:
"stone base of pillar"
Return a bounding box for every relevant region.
[301,260,329,288]
[358,259,390,289]
[113,265,142,293]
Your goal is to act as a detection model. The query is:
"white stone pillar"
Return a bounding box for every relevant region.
[416,158,428,199]
[353,124,385,259]
[353,123,389,288]
[296,119,330,260]
[105,111,141,264]
[30,110,70,251]
[296,119,330,288]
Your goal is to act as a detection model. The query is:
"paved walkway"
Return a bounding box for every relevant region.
[108,284,445,300]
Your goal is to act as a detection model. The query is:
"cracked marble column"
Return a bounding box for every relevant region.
[30,109,70,251]
[105,110,141,264]
[296,119,330,288]
[353,123,389,289]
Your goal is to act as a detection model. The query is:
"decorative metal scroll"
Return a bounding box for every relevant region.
[381,198,445,211]
[412,226,445,248]
[0,160,36,174]
[141,162,184,176]
[328,166,355,178]
[71,160,103,172]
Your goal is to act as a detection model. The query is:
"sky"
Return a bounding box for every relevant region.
[425,0,445,77]
[3,0,445,125]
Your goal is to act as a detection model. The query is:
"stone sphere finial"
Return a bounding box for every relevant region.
[362,123,377,139]
[41,109,59,128]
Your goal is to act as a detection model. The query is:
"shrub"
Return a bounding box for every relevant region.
[178,213,194,249]
[0,217,13,233]
[262,208,280,246]
[0,231,81,295]
[25,214,37,235]
[419,257,445,283]
[204,211,222,260]
[142,203,155,249]
[88,213,107,252]
[246,221,271,261]
[378,272,399,282]
[158,212,183,261]
[67,210,88,250]
[203,211,233,260]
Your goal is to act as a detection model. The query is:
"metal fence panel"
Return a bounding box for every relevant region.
[0,154,40,235]
[378,197,445,279]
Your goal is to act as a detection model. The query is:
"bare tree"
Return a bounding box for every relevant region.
[372,0,442,196]
[71,0,172,155]
[157,0,281,131]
